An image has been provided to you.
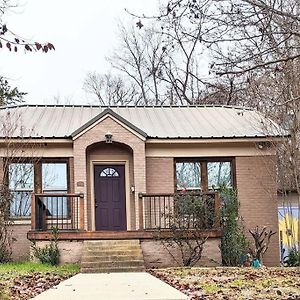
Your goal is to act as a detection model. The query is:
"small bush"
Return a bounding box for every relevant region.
[0,187,14,263]
[156,193,210,267]
[31,228,59,266]
[0,242,11,263]
[220,187,249,266]
[284,247,300,267]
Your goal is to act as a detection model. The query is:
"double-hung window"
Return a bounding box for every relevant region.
[9,163,34,217]
[42,162,68,217]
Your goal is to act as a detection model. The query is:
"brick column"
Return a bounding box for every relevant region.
[72,116,146,231]
[236,155,279,266]
[133,143,146,230]
[73,140,88,230]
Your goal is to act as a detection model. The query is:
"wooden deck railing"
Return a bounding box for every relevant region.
[31,193,84,231]
[139,191,221,230]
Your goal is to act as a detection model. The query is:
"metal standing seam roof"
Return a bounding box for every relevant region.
[0,104,281,139]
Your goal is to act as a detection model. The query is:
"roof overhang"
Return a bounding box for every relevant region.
[145,136,286,144]
[0,138,73,144]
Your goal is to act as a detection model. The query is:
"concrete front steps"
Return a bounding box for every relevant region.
[80,240,145,273]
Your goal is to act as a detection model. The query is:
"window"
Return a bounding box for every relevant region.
[176,162,201,190]
[207,162,232,188]
[42,163,68,217]
[100,167,119,177]
[176,159,233,191]
[9,163,34,217]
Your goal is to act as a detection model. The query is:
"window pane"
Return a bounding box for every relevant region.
[42,163,67,190]
[100,167,119,177]
[9,163,34,190]
[9,163,34,217]
[176,162,201,190]
[42,163,68,217]
[10,191,31,217]
[207,162,231,188]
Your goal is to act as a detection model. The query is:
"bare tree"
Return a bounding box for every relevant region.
[249,226,276,265]
[107,24,168,105]
[83,72,139,105]
[0,109,42,261]
[84,21,209,105]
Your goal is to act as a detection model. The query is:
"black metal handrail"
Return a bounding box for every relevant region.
[139,191,221,230]
[32,193,84,231]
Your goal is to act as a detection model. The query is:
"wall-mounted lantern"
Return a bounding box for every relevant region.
[256,141,272,150]
[105,132,113,143]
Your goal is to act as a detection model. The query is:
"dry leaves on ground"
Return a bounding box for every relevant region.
[0,272,73,299]
[149,267,300,300]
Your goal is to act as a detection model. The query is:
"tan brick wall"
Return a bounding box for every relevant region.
[9,224,31,261]
[146,157,174,193]
[73,116,146,230]
[141,238,221,268]
[236,156,279,266]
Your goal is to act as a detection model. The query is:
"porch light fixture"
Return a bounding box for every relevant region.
[256,141,272,150]
[105,132,113,143]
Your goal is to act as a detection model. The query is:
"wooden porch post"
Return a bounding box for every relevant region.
[214,191,221,228]
[31,193,36,230]
[79,193,84,230]
[138,194,144,230]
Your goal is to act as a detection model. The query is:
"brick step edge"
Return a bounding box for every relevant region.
[81,267,145,273]
[84,241,141,245]
[81,255,144,261]
[81,260,144,267]
[84,246,142,251]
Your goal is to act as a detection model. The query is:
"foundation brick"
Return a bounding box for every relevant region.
[9,224,31,261]
[141,238,221,268]
[33,241,83,264]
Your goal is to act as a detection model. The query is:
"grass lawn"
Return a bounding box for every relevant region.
[0,262,80,300]
[150,267,300,300]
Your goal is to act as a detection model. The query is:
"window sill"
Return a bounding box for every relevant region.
[9,218,31,225]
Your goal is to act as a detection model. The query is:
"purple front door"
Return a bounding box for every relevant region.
[94,165,126,231]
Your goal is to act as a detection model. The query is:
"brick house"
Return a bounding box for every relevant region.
[0,104,280,267]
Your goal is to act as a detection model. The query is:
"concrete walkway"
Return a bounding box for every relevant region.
[32,272,189,300]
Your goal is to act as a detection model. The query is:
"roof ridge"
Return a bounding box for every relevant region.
[0,103,255,111]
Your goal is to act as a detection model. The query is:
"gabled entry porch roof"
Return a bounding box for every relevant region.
[71,108,147,139]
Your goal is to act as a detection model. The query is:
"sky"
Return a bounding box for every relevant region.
[1,0,159,105]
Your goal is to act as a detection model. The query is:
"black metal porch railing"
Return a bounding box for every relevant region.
[139,191,221,230]
[31,193,84,231]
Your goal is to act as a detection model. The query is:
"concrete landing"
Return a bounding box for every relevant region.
[32,272,189,300]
